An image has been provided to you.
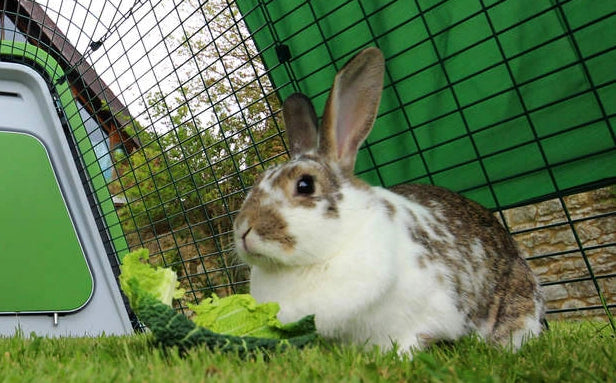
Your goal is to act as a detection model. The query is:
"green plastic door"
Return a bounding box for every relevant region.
[0,132,93,312]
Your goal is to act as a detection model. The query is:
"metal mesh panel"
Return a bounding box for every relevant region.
[1,0,614,324]
[238,0,616,208]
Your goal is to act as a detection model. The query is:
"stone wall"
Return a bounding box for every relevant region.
[500,186,615,321]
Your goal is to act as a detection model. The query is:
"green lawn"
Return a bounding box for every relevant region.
[1,321,614,383]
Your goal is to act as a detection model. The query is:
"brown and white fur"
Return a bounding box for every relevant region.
[233,47,545,353]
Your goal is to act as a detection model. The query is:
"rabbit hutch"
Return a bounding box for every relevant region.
[0,0,614,335]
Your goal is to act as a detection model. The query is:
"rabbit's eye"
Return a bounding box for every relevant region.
[296,175,315,195]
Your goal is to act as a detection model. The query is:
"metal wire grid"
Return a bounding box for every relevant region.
[1,0,614,324]
[69,1,286,302]
[507,192,615,321]
[2,0,284,308]
[239,0,615,322]
[362,0,616,192]
[385,0,616,322]
[240,0,616,200]
[105,2,289,303]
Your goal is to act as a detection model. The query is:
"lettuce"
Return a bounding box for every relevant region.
[189,294,316,339]
[119,248,185,307]
[118,249,316,353]
[189,294,281,337]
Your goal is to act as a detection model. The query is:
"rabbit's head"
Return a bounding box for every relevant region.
[233,48,385,268]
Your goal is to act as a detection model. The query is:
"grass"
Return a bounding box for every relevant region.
[0,321,614,383]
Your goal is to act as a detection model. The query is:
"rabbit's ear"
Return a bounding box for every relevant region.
[283,93,319,158]
[319,47,384,174]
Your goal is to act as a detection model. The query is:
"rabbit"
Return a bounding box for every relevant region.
[233,47,545,353]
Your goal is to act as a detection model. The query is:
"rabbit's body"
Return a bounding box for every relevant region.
[234,48,544,353]
[248,182,467,351]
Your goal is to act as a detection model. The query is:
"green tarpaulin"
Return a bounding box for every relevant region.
[237,0,616,209]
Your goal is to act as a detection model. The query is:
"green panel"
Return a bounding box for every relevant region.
[0,42,129,258]
[0,133,92,312]
[237,0,616,209]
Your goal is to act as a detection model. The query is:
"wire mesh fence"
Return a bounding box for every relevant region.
[1,0,614,325]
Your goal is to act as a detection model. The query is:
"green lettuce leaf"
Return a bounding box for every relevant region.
[190,294,296,338]
[119,248,185,307]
